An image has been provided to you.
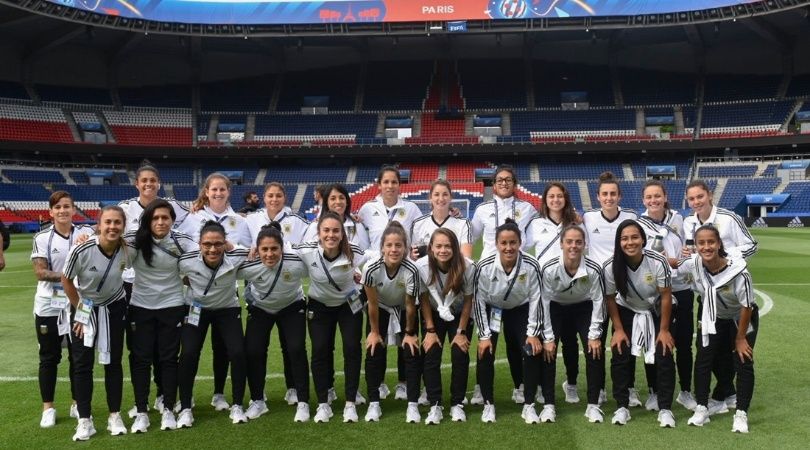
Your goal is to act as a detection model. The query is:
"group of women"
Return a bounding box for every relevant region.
[29,163,761,441]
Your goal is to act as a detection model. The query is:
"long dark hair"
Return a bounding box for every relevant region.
[612,219,647,299]
[320,183,354,222]
[318,211,353,263]
[428,228,465,297]
[695,224,728,258]
[542,182,577,225]
[135,199,176,267]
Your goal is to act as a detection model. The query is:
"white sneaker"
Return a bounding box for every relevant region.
[40,408,56,428]
[394,382,407,401]
[450,405,466,422]
[284,388,298,406]
[160,410,177,431]
[512,387,525,404]
[418,388,430,406]
[598,389,607,406]
[658,409,676,428]
[72,418,96,441]
[314,403,333,423]
[173,399,193,414]
[708,398,729,415]
[343,403,359,423]
[425,405,443,425]
[406,403,421,423]
[732,410,749,433]
[127,405,139,419]
[229,405,248,424]
[354,392,367,406]
[294,403,310,423]
[688,405,711,426]
[611,407,631,425]
[365,402,382,422]
[379,383,390,400]
[176,409,194,428]
[686,405,712,427]
[563,381,580,403]
[471,384,484,405]
[130,412,149,433]
[69,403,79,419]
[645,391,659,411]
[245,400,269,420]
[676,391,698,411]
[725,394,737,409]
[584,404,604,423]
[154,395,165,413]
[536,390,545,404]
[481,403,496,423]
[107,412,127,436]
[628,388,642,407]
[539,404,556,423]
[211,394,230,412]
[521,404,540,424]
[327,388,337,405]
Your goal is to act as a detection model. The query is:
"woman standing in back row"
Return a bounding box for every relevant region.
[583,171,641,407]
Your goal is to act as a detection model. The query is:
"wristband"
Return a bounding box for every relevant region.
[405,329,416,337]
[426,327,436,334]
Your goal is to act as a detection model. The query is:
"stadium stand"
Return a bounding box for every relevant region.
[2,169,65,184]
[621,69,696,106]
[778,182,810,213]
[785,73,810,99]
[0,81,30,100]
[700,101,793,136]
[697,165,759,178]
[630,159,692,179]
[253,113,377,145]
[0,104,73,143]
[103,110,193,147]
[446,162,491,182]
[703,74,781,103]
[510,109,636,141]
[718,178,781,209]
[538,162,624,181]
[200,76,274,112]
[534,63,614,108]
[399,163,439,182]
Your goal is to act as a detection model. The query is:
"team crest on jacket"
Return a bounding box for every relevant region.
[283,271,292,282]
[396,279,406,288]
[284,224,292,234]
[515,210,521,219]
[518,273,527,283]
[398,209,405,218]
[644,273,654,285]
[229,218,236,228]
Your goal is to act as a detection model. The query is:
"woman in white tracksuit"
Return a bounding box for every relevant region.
[682,179,758,413]
[637,180,695,411]
[474,219,552,424]
[361,221,421,422]
[538,225,607,424]
[415,228,475,425]
[603,219,676,428]
[237,222,311,423]
[676,225,758,433]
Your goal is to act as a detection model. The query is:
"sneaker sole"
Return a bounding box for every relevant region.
[109,430,127,436]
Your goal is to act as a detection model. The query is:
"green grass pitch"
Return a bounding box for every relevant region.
[1,229,809,448]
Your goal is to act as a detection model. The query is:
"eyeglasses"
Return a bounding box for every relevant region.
[200,242,226,249]
[495,178,515,185]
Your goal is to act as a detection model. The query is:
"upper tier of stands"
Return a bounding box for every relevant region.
[534,63,614,108]
[119,85,193,109]
[620,69,696,106]
[200,76,274,112]
[37,84,112,105]
[458,59,526,110]
[276,66,357,112]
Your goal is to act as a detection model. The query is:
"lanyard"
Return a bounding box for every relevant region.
[260,259,284,300]
[386,206,400,222]
[536,228,563,260]
[154,233,184,259]
[203,261,221,297]
[317,251,345,292]
[96,245,120,293]
[493,198,517,227]
[47,226,73,270]
[501,256,522,303]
